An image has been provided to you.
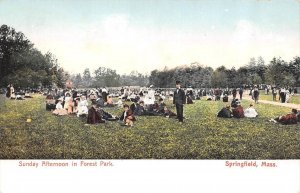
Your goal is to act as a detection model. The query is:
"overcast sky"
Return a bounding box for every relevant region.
[0,0,299,75]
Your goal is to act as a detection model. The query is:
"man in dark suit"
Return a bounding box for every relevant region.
[173,81,186,122]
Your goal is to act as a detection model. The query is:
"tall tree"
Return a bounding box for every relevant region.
[0,24,32,86]
[82,68,92,87]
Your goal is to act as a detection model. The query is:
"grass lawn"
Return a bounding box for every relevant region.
[258,90,300,104]
[0,94,299,159]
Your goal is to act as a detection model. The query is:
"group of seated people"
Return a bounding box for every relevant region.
[86,99,178,126]
[50,94,89,117]
[217,99,300,125]
[48,89,179,127]
[206,93,229,102]
[217,99,258,118]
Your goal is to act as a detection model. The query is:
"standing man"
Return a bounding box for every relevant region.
[173,81,186,123]
[239,88,243,100]
[232,88,237,99]
[6,84,11,98]
[272,87,277,101]
[253,86,259,104]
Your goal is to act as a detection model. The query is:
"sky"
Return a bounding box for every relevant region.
[0,0,299,75]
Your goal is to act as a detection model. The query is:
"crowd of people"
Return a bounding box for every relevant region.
[5,84,35,100]
[4,82,300,126]
[43,84,186,127]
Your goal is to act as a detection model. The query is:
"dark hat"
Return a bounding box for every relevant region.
[176,80,181,84]
[292,108,297,114]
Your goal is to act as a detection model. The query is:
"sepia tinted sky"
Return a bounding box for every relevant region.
[0,0,299,75]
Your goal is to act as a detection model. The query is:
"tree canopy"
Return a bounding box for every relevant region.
[149,56,300,88]
[0,24,66,88]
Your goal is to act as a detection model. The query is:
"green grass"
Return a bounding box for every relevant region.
[258,90,300,104]
[0,94,299,159]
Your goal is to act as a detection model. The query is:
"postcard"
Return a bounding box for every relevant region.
[0,0,299,193]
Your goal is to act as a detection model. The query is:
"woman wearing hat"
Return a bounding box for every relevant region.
[244,104,258,118]
[77,95,89,117]
[217,105,233,118]
[52,98,68,116]
[232,101,245,118]
[144,85,155,106]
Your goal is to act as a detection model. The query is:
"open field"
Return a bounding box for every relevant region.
[0,94,299,159]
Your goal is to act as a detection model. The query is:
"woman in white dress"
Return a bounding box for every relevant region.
[244,104,258,118]
[144,85,155,105]
[52,98,68,116]
[285,90,290,103]
[77,95,89,117]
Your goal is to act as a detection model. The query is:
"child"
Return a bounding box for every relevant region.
[120,104,136,126]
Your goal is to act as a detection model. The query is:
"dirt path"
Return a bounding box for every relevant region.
[240,93,300,110]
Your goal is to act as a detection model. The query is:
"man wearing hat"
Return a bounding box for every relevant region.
[173,81,186,123]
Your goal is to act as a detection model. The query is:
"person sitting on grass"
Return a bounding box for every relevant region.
[222,94,229,102]
[96,96,105,107]
[187,95,194,104]
[106,95,115,107]
[119,104,130,121]
[244,103,258,118]
[144,103,161,116]
[125,108,136,126]
[116,99,123,108]
[217,105,233,118]
[231,98,239,108]
[67,96,75,114]
[73,97,80,113]
[163,106,177,118]
[134,101,146,116]
[87,102,105,124]
[64,92,72,110]
[232,101,244,118]
[269,109,298,125]
[297,110,300,123]
[77,95,89,117]
[151,101,166,115]
[16,92,25,100]
[206,94,213,101]
[52,98,68,116]
[157,98,166,113]
[99,108,118,121]
[24,92,33,98]
[130,102,137,113]
[119,104,136,126]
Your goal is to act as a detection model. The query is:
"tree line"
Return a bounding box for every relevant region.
[70,68,149,88]
[1,24,299,89]
[149,56,300,88]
